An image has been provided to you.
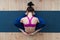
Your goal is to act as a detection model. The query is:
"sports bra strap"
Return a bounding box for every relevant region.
[27,16,33,24]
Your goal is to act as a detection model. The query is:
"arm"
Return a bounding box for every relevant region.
[19,28,29,35]
[19,28,25,32]
[34,24,46,33]
[30,18,41,35]
[29,28,42,36]
[33,18,46,33]
[33,28,42,33]
[19,18,29,35]
[30,24,46,35]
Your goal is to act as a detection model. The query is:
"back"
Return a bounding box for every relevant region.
[20,16,39,33]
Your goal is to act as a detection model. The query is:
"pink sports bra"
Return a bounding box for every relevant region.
[24,16,36,27]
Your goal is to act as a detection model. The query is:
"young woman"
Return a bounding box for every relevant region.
[19,2,42,36]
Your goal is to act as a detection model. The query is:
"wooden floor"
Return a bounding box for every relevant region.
[0,32,60,40]
[0,0,60,10]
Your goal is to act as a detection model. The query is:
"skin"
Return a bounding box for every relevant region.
[20,12,41,36]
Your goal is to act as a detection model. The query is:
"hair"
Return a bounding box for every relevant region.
[26,2,34,13]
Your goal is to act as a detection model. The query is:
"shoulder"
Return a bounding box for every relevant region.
[20,17,27,20]
[20,17,26,23]
[34,17,40,23]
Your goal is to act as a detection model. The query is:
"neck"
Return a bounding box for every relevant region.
[27,12,33,17]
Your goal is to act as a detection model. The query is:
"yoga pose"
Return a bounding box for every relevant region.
[19,2,42,36]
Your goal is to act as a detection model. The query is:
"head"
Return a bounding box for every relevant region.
[25,2,35,15]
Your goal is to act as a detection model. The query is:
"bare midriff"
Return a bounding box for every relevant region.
[24,27,36,33]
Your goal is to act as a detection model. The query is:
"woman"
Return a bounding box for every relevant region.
[19,2,42,36]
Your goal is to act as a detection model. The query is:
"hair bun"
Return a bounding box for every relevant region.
[28,2,34,7]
